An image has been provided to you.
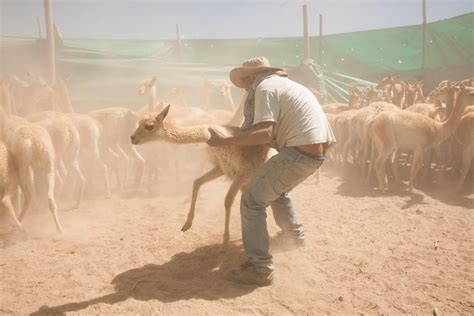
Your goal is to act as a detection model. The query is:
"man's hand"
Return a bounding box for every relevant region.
[207,128,229,147]
[207,122,274,147]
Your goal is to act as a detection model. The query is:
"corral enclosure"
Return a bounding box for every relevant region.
[0,0,473,315]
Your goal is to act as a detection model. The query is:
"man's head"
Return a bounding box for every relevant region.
[230,57,284,90]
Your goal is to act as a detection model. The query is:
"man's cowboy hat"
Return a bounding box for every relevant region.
[230,57,284,88]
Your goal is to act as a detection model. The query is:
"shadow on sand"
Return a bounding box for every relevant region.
[327,165,426,209]
[30,242,256,315]
[325,163,472,209]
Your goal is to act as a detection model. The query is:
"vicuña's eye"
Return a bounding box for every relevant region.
[145,124,154,131]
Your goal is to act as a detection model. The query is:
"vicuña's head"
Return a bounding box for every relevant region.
[428,82,452,103]
[366,85,378,101]
[348,85,364,107]
[138,76,156,95]
[456,84,474,107]
[131,104,170,145]
[376,74,399,90]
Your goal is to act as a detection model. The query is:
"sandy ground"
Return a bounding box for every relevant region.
[0,164,472,315]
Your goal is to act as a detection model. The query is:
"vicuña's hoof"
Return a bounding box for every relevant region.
[181,221,192,232]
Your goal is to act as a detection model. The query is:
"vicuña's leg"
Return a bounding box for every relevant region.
[18,166,33,222]
[121,141,145,187]
[115,144,130,188]
[3,181,23,230]
[44,160,64,233]
[375,150,392,191]
[366,140,377,184]
[456,144,473,191]
[91,144,111,198]
[342,135,355,166]
[408,149,424,191]
[181,167,223,232]
[421,149,434,183]
[390,150,401,184]
[70,158,86,209]
[361,131,372,175]
[222,175,243,251]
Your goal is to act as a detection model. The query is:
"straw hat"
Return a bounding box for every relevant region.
[230,57,284,88]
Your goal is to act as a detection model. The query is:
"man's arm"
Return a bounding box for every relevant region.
[207,121,274,147]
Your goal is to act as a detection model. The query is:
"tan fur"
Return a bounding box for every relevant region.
[28,111,86,209]
[332,109,358,163]
[322,88,363,114]
[131,106,272,250]
[162,88,188,108]
[203,78,235,111]
[365,85,384,104]
[0,114,63,232]
[0,141,23,230]
[370,86,473,191]
[405,103,443,120]
[219,84,235,111]
[137,77,218,189]
[89,107,145,190]
[376,75,405,107]
[453,112,474,190]
[462,105,474,115]
[67,113,111,197]
[403,81,424,108]
[343,102,398,170]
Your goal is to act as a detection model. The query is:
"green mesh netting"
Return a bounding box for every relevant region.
[1,13,472,111]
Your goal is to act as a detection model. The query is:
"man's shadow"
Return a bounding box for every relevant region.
[30,242,257,315]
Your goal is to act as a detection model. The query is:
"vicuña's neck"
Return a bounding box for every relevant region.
[159,122,211,144]
[147,87,157,111]
[224,93,235,111]
[439,89,465,140]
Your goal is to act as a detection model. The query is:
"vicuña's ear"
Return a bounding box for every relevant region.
[151,76,157,84]
[156,104,171,122]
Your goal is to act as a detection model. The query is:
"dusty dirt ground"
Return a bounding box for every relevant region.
[0,164,472,315]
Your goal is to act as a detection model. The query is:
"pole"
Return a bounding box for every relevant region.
[319,14,323,65]
[421,0,427,79]
[36,17,43,39]
[303,5,309,60]
[175,24,182,59]
[44,0,56,83]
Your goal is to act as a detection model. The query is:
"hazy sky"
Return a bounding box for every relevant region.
[1,0,472,40]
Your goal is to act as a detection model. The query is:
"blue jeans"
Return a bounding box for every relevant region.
[240,146,324,271]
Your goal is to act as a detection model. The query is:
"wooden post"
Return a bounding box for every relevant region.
[175,24,182,59]
[53,23,64,48]
[318,14,323,65]
[44,0,56,83]
[36,17,43,39]
[421,0,427,79]
[303,5,309,60]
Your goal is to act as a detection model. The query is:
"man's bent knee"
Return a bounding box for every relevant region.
[241,187,269,215]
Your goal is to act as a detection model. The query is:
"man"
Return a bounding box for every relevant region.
[207,57,336,286]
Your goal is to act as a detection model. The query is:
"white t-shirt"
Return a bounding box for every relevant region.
[254,76,336,150]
